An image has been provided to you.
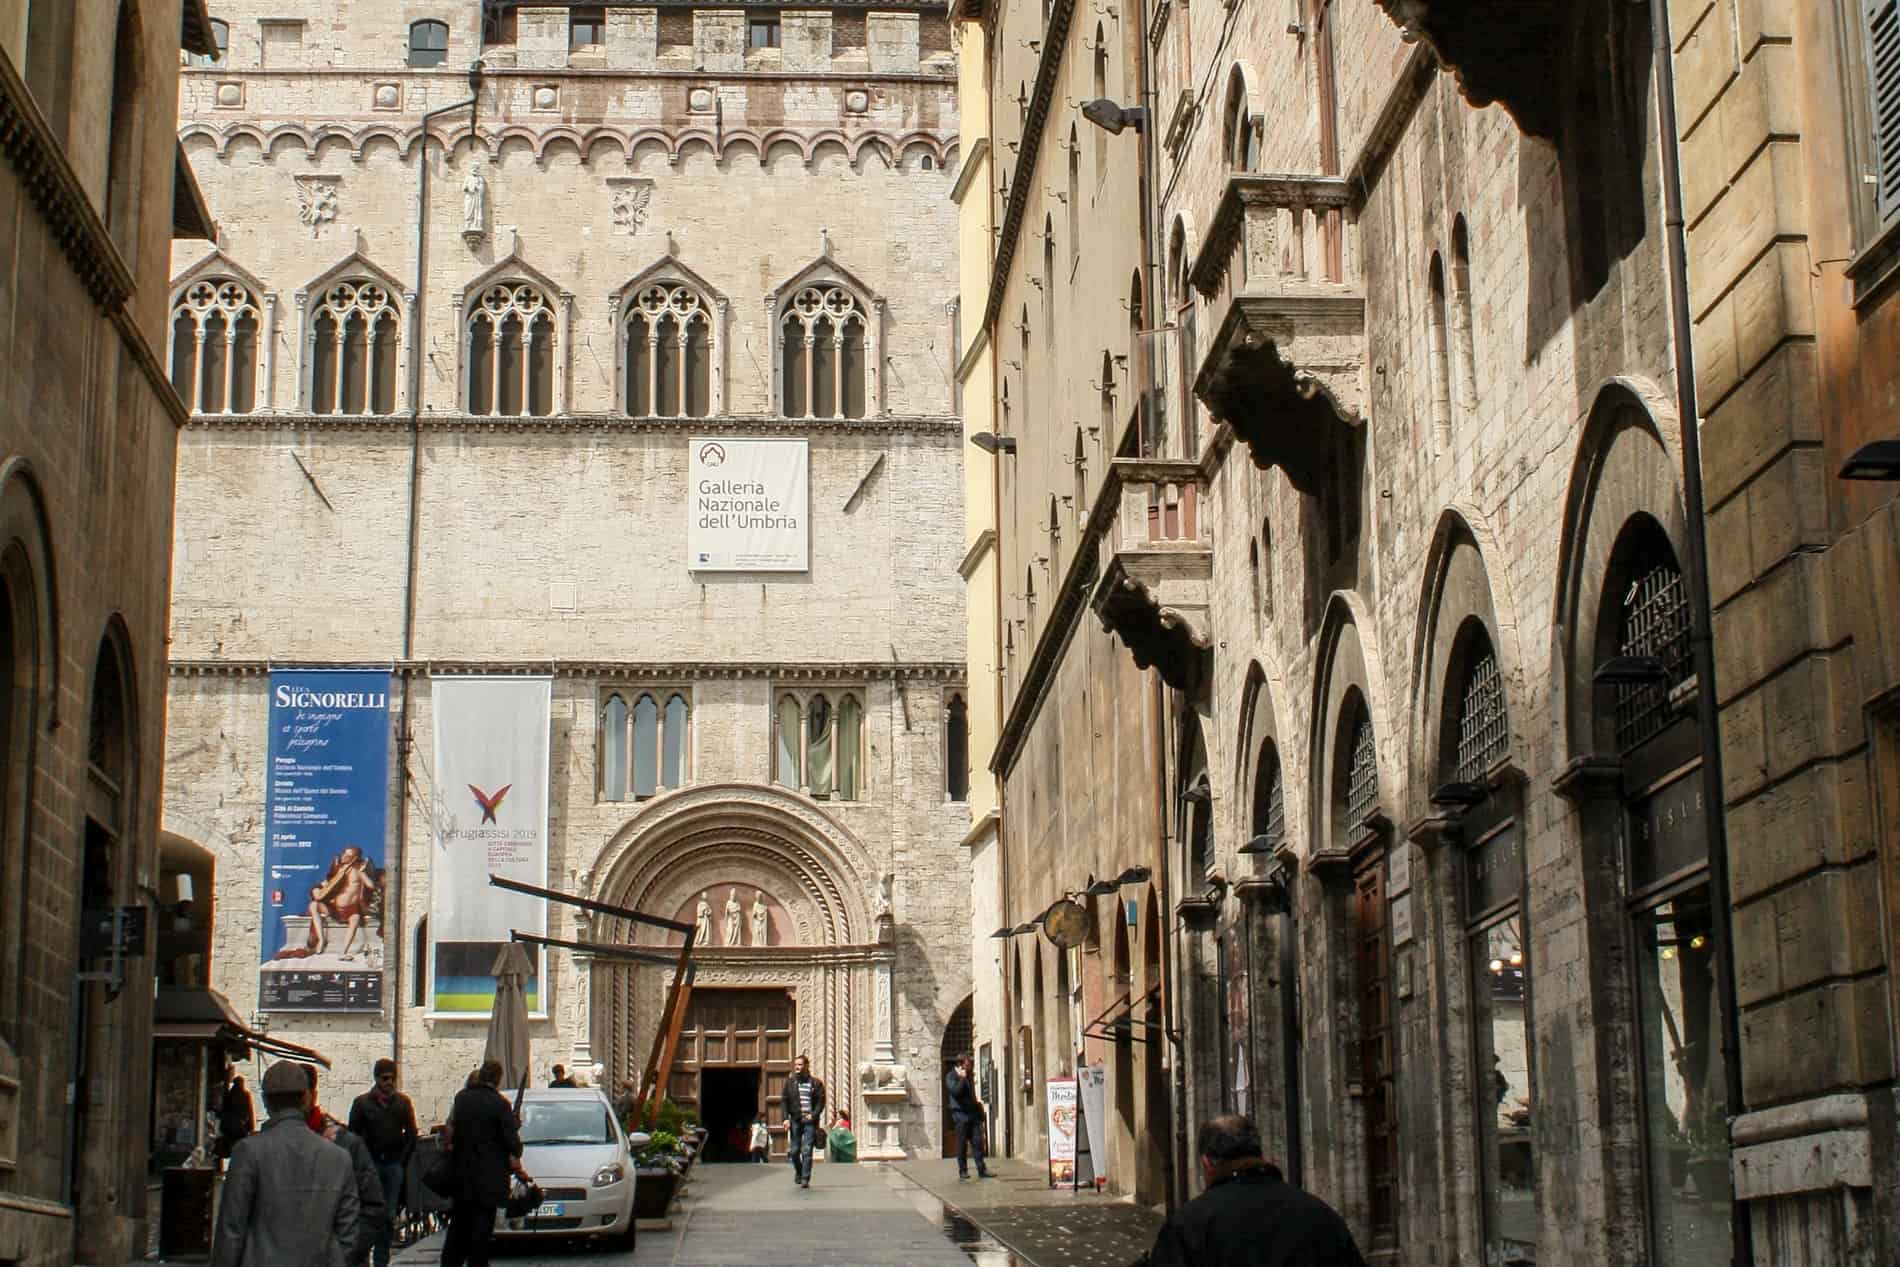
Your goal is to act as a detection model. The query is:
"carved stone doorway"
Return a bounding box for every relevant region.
[940,995,974,1157]
[668,987,795,1158]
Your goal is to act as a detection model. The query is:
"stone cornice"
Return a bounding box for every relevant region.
[181,411,962,437]
[978,0,1076,338]
[168,658,968,683]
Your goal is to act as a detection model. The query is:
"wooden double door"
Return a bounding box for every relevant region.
[666,987,795,1159]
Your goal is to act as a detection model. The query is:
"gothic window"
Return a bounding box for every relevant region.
[599,689,691,802]
[1345,710,1378,826]
[1614,552,1691,753]
[1092,28,1109,176]
[1251,741,1284,848]
[1453,648,1509,784]
[1067,126,1080,269]
[1428,253,1451,449]
[1249,540,1261,634]
[1259,516,1273,622]
[945,692,969,801]
[1223,68,1259,169]
[625,283,712,418]
[1169,221,1197,456]
[772,690,865,800]
[408,19,449,67]
[467,283,555,417]
[186,18,227,67]
[1450,217,1478,408]
[780,284,867,419]
[170,278,260,415]
[311,280,400,416]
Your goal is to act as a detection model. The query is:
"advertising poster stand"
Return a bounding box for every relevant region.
[1045,1076,1079,1189]
[1077,1062,1110,1192]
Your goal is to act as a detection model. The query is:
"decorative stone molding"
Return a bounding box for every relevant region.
[178,410,962,437]
[167,658,967,683]
[372,83,402,112]
[607,178,654,236]
[293,175,341,239]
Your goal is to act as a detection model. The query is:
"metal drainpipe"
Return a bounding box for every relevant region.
[1646,4,1751,1264]
[1152,674,1182,1211]
[392,65,484,1071]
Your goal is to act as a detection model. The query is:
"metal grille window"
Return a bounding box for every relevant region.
[1614,561,1690,751]
[1454,652,1509,783]
[1255,759,1285,847]
[1346,715,1378,825]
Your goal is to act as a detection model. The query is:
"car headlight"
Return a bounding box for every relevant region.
[593,1163,625,1187]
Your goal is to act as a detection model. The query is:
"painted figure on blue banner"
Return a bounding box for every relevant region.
[308,846,380,961]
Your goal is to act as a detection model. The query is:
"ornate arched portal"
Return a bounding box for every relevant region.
[582,784,900,1157]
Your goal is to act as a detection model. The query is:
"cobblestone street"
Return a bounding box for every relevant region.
[388,1158,1161,1267]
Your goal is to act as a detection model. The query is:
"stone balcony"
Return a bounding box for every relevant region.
[1089,458,1212,695]
[1375,1,1559,139]
[1187,173,1366,496]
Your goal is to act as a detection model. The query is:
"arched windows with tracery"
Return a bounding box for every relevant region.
[625,282,712,418]
[599,689,691,802]
[467,282,556,417]
[170,278,261,415]
[311,280,400,416]
[780,284,868,419]
[1223,66,1260,170]
[773,689,864,801]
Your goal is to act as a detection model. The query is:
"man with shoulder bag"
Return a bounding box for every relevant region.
[439,1061,535,1267]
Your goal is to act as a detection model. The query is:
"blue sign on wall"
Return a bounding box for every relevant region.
[259,669,392,1012]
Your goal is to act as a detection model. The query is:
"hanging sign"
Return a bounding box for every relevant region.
[428,676,551,1015]
[687,437,809,571]
[1046,1076,1079,1187]
[259,669,392,1012]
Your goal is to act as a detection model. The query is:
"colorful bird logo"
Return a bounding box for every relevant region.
[469,783,511,825]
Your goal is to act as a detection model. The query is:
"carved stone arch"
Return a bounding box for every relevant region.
[453,251,575,416]
[1221,60,1265,168]
[1552,378,1687,760]
[219,123,267,161]
[296,251,414,415]
[535,126,587,166]
[675,130,719,169]
[609,257,729,418]
[1409,506,1524,817]
[767,252,886,419]
[0,460,59,732]
[719,131,764,166]
[628,129,674,171]
[1308,592,1395,857]
[579,127,624,167]
[262,123,313,164]
[1236,660,1294,852]
[347,124,405,163]
[587,782,877,947]
[493,125,539,165]
[178,123,218,155]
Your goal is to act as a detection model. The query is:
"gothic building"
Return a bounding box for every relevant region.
[164,0,972,1158]
[0,2,217,1264]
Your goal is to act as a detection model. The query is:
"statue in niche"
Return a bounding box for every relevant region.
[751,890,769,946]
[723,887,743,946]
[462,161,488,235]
[694,892,712,946]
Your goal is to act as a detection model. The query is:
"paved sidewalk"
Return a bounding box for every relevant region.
[894,1158,1164,1267]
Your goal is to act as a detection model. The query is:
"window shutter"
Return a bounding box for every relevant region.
[1870,0,1900,220]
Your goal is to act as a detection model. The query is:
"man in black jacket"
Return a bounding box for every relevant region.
[1139,1116,1367,1267]
[442,1061,533,1267]
[783,1054,826,1189]
[943,1054,991,1180]
[348,1059,418,1267]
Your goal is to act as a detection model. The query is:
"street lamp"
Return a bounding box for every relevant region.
[1838,439,1900,480]
[970,432,1017,455]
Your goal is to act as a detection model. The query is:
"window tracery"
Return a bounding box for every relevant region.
[780,284,867,419]
[170,278,261,415]
[467,282,555,417]
[772,689,865,800]
[600,689,691,801]
[311,280,400,415]
[625,282,712,418]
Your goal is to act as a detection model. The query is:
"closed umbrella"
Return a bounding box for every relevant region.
[484,942,534,1099]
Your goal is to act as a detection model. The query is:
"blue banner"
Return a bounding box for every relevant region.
[260,669,392,1012]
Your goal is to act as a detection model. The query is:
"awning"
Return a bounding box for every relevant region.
[1083,984,1163,1046]
[153,987,331,1068]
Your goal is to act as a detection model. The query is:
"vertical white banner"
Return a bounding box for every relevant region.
[429,676,551,1014]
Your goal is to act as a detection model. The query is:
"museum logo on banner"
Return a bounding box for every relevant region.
[687,436,810,572]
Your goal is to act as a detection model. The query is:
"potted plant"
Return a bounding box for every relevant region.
[632,1129,684,1221]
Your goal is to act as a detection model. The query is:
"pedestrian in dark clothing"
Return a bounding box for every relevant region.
[944,1053,991,1179]
[218,1073,256,1159]
[348,1059,419,1267]
[547,1064,576,1088]
[1138,1115,1368,1267]
[211,1061,358,1267]
[782,1054,826,1189]
[441,1060,533,1267]
[304,1064,387,1267]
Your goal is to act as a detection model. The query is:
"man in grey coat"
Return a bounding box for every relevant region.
[211,1060,358,1267]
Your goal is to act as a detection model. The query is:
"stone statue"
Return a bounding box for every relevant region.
[694,892,712,945]
[751,890,769,946]
[873,872,894,922]
[723,887,743,946]
[462,162,488,235]
[874,964,892,1039]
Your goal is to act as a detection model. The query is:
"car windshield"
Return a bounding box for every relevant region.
[519,1101,616,1146]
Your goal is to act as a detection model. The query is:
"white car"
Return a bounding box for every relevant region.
[496,1088,648,1250]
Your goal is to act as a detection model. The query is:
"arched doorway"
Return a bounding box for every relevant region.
[939,994,973,1156]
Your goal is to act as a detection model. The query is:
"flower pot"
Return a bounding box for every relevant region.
[634,1168,681,1220]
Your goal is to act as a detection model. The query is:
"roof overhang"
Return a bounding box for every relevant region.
[173,142,216,241]
[181,0,220,59]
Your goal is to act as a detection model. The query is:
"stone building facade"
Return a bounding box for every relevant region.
[0,2,217,1263]
[959,2,1837,1267]
[164,0,971,1158]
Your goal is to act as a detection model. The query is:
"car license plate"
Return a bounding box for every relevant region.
[533,1202,565,1218]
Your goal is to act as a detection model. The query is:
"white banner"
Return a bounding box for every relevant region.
[687,437,809,571]
[428,676,551,1014]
